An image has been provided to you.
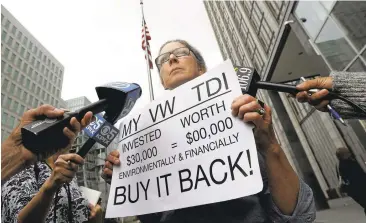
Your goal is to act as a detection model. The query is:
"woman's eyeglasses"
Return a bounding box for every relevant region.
[155,47,191,69]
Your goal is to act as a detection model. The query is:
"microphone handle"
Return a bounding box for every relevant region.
[255,81,298,94]
[77,138,96,158]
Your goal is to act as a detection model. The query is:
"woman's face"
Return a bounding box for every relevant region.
[159,42,204,89]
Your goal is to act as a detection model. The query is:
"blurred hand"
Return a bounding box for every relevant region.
[44,153,84,191]
[296,76,333,112]
[88,204,103,223]
[101,150,120,184]
[231,95,278,151]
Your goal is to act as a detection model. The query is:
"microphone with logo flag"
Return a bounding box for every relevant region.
[21,82,142,160]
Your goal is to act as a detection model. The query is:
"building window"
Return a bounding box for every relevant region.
[10,53,16,63]
[315,17,357,71]
[28,67,33,76]
[28,95,34,105]
[8,116,15,128]
[33,46,38,54]
[33,99,38,108]
[36,87,40,96]
[25,52,30,60]
[19,105,25,115]
[16,88,21,98]
[6,97,12,108]
[295,1,328,40]
[1,94,4,105]
[17,58,22,67]
[331,1,366,51]
[17,31,22,40]
[23,36,28,46]
[20,47,25,57]
[12,70,19,81]
[10,83,15,94]
[36,61,40,69]
[2,79,9,91]
[38,50,42,59]
[47,59,50,66]
[31,82,35,91]
[3,47,10,59]
[11,101,19,112]
[26,79,31,89]
[1,60,5,73]
[14,42,20,52]
[23,63,28,73]
[346,58,366,72]
[11,26,16,35]
[5,20,11,29]
[28,41,33,50]
[2,112,9,125]
[7,36,13,45]
[2,30,7,41]
[7,64,13,74]
[31,56,35,66]
[21,91,26,100]
[41,65,45,73]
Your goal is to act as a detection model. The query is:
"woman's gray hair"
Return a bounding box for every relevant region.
[157,39,207,72]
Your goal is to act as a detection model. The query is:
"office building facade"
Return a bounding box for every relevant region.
[65,96,109,208]
[1,5,65,142]
[204,0,366,209]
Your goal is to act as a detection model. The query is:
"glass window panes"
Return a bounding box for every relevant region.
[2,79,9,91]
[13,70,19,81]
[295,1,328,39]
[20,47,25,57]
[14,42,19,51]
[2,112,8,125]
[10,53,16,63]
[316,17,357,70]
[11,101,19,112]
[23,37,28,45]
[1,31,6,41]
[331,1,366,51]
[7,64,12,74]
[1,60,5,72]
[23,63,28,73]
[25,52,30,60]
[8,116,15,128]
[26,79,30,89]
[5,20,10,29]
[6,97,12,108]
[10,83,15,94]
[19,105,25,115]
[347,58,366,72]
[11,26,16,34]
[17,31,22,40]
[16,88,21,98]
[1,94,4,105]
[4,47,10,58]
[28,41,33,50]
[16,58,22,67]
[7,36,13,45]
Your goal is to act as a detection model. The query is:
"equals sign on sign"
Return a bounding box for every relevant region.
[171,143,177,148]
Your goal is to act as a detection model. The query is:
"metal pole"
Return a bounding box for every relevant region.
[140,0,154,102]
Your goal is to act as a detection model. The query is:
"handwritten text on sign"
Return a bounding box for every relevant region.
[106,60,263,218]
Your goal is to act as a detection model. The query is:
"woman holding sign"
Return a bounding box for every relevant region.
[103,40,315,222]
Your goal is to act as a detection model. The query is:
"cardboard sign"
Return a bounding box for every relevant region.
[106,60,263,218]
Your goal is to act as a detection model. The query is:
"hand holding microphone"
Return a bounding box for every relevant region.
[295,76,333,111]
[1,104,93,183]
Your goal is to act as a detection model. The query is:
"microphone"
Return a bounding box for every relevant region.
[234,65,334,98]
[21,82,142,160]
[77,82,142,157]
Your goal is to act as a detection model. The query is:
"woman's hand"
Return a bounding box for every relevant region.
[88,204,103,223]
[101,150,120,184]
[44,154,84,192]
[231,94,278,151]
